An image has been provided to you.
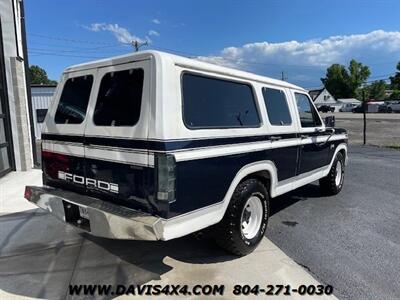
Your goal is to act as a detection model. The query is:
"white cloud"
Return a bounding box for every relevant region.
[86,23,148,44]
[148,30,160,37]
[198,30,400,86]
[152,19,161,25]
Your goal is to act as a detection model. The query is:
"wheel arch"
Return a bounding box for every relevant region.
[217,161,278,221]
[240,170,272,194]
[324,143,348,178]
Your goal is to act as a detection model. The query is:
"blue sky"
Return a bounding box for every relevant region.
[26,0,400,88]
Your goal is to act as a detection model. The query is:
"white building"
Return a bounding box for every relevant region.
[337,98,362,106]
[309,88,342,112]
[0,0,35,177]
[31,84,56,139]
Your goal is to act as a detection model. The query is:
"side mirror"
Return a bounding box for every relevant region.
[325,116,335,128]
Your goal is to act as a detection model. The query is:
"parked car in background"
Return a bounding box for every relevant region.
[378,103,388,113]
[340,103,357,112]
[387,101,400,113]
[352,105,364,113]
[318,105,335,113]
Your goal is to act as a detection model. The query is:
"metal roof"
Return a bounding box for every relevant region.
[338,98,361,104]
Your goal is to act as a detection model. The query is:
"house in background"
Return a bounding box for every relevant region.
[308,87,342,112]
[0,0,35,177]
[31,84,57,139]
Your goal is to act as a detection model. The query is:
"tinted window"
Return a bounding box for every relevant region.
[295,93,322,127]
[262,88,292,125]
[55,75,93,124]
[182,73,260,128]
[36,109,47,123]
[94,69,144,126]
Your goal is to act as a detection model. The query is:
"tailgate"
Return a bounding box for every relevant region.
[42,59,155,214]
[81,59,154,212]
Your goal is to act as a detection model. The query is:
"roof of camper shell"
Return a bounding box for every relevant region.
[64,50,305,91]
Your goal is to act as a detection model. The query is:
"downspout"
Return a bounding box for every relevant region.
[19,0,38,166]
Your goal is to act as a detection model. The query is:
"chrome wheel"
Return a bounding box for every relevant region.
[335,160,343,186]
[240,195,263,239]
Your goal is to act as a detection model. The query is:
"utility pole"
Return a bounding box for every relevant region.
[362,89,367,145]
[281,71,287,81]
[131,40,148,52]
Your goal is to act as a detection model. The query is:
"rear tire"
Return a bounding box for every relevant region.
[320,152,345,195]
[214,179,269,256]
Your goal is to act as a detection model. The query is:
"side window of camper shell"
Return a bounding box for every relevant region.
[54,75,93,124]
[262,87,292,126]
[182,73,260,129]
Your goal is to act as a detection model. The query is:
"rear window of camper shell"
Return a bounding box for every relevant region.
[54,75,93,124]
[93,68,144,127]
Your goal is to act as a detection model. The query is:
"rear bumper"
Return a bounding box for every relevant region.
[24,186,163,241]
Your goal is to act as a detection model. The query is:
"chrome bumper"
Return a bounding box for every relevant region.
[25,186,163,241]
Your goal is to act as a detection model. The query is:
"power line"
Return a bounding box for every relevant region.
[27,33,400,88]
[28,51,107,59]
[28,40,130,51]
[28,33,400,70]
[29,33,118,45]
[304,74,396,90]
[29,47,128,55]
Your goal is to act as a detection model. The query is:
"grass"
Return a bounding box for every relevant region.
[387,145,400,150]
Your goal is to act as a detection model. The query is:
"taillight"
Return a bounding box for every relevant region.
[155,154,176,202]
[24,186,32,200]
[42,151,69,163]
[42,151,70,179]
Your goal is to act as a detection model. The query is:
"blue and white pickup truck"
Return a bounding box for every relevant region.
[25,51,348,255]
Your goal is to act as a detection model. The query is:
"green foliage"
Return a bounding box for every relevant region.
[389,62,400,99]
[389,90,400,100]
[29,65,57,85]
[389,62,400,90]
[367,80,387,100]
[321,59,370,99]
[321,64,351,99]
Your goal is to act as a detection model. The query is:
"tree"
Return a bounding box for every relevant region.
[348,60,371,98]
[29,65,57,85]
[389,90,400,100]
[321,59,370,99]
[321,64,351,99]
[389,62,400,99]
[367,80,387,100]
[389,62,400,89]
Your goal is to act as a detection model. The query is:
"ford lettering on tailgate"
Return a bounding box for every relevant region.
[58,171,119,194]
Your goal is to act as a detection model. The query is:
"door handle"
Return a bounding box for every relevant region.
[300,134,308,139]
[270,136,282,141]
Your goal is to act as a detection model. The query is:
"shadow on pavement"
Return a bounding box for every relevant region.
[270,183,324,216]
[0,209,235,299]
[0,184,323,299]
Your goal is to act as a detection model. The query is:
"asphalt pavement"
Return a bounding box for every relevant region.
[1,146,399,299]
[266,145,400,300]
[0,171,334,300]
